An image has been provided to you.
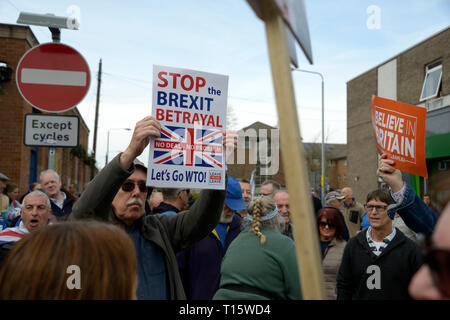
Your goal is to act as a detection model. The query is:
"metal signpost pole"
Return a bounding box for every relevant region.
[105,128,131,167]
[47,27,61,171]
[292,68,325,205]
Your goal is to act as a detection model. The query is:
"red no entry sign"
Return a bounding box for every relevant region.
[16,42,91,113]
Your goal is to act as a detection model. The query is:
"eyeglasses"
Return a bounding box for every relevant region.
[419,234,450,298]
[319,221,336,229]
[121,181,147,193]
[365,204,388,212]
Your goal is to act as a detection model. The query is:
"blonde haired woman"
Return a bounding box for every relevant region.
[213,196,302,300]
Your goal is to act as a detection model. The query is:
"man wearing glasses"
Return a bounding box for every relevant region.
[337,188,423,300]
[337,153,439,300]
[381,155,450,300]
[71,116,236,300]
[376,153,438,237]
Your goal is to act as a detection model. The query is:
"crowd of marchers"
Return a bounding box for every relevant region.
[0,115,448,300]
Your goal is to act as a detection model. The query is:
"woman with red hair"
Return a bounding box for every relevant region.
[317,207,347,299]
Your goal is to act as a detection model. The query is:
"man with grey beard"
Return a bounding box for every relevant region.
[176,176,247,300]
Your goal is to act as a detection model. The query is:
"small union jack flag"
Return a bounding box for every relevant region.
[153,125,223,168]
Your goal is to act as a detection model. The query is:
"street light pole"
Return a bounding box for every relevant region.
[105,128,131,167]
[292,68,326,206]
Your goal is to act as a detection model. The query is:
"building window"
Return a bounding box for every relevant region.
[420,61,442,101]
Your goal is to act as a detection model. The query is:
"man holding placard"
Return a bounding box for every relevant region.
[72,115,237,300]
[376,153,438,237]
[71,63,236,299]
[371,96,438,235]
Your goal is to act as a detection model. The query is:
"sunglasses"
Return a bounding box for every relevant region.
[121,181,147,193]
[319,221,336,229]
[419,234,450,298]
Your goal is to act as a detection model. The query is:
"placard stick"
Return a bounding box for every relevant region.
[261,0,325,300]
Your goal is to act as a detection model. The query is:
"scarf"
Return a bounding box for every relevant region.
[366,226,396,256]
[0,221,29,245]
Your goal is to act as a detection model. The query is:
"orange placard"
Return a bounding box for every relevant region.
[371,95,428,178]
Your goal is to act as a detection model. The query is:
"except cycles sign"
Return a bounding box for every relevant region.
[23,114,79,147]
[16,42,91,113]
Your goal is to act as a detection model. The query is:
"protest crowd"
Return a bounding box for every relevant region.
[0,115,448,301]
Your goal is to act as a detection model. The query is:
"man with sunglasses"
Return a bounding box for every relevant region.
[337,188,423,300]
[71,116,236,300]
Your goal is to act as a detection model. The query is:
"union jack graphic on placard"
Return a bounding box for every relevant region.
[153,125,223,168]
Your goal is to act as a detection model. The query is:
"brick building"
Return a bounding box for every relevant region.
[304,143,347,193]
[227,121,347,196]
[0,23,94,196]
[347,27,450,209]
[327,145,347,192]
[227,121,285,190]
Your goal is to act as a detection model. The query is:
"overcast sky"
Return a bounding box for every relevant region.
[2,0,449,169]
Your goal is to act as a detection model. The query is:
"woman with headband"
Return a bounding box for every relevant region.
[213,196,302,300]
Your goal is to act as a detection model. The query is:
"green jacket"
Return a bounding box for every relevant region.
[71,154,226,300]
[213,225,302,300]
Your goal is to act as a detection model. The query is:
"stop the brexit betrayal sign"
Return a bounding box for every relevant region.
[147,65,228,190]
[371,95,428,178]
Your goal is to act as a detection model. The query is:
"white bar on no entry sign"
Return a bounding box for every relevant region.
[21,68,86,86]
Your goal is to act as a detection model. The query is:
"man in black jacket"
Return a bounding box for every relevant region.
[152,188,189,215]
[337,189,422,300]
[40,169,73,221]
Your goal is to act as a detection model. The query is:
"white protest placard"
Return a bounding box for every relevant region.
[147,65,228,190]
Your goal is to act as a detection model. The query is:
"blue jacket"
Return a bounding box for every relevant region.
[176,214,242,300]
[50,196,73,221]
[388,184,438,237]
[361,213,370,229]
[360,185,438,237]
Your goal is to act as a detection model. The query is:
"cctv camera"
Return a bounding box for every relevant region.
[17,12,79,30]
